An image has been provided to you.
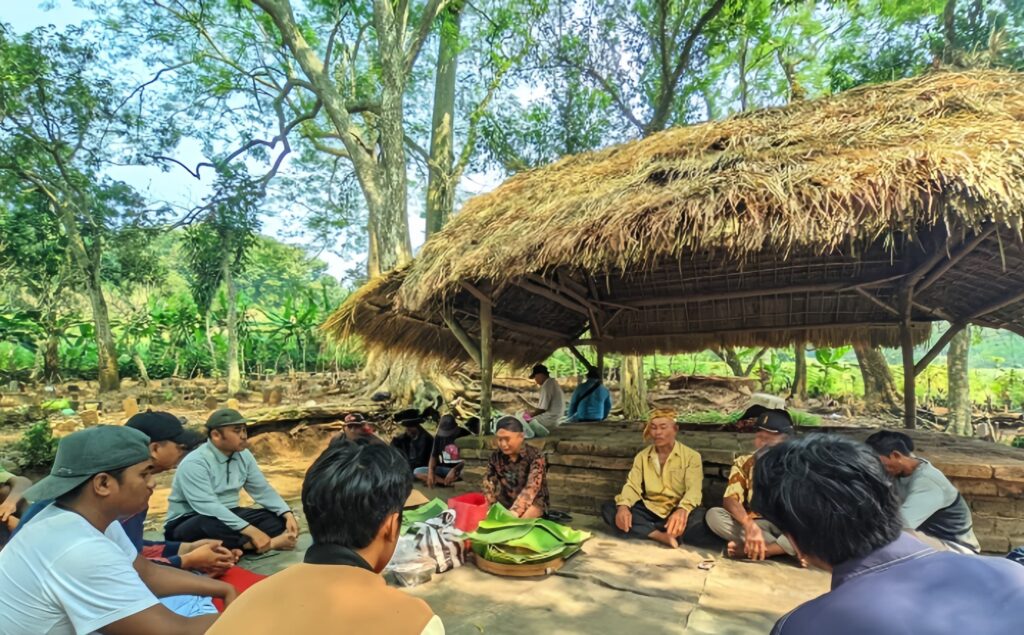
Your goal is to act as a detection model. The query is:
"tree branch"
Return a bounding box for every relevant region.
[404,0,451,77]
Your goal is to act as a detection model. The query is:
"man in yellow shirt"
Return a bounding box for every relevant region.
[706,409,796,561]
[601,409,705,548]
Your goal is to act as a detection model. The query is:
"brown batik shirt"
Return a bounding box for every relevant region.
[482,444,549,516]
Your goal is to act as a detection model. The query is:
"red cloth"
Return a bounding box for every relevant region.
[212,566,269,612]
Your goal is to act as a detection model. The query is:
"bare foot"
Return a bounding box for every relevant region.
[269,533,298,551]
[726,541,746,558]
[649,530,679,549]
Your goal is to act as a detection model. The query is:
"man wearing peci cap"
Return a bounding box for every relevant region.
[706,409,800,562]
[165,408,299,553]
[526,364,565,432]
[0,426,236,635]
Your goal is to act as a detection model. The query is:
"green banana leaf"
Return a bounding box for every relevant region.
[465,504,592,564]
[401,498,448,534]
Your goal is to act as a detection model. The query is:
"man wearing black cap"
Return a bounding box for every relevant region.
[165,408,299,553]
[526,363,564,432]
[390,409,434,473]
[706,409,799,562]
[0,426,235,634]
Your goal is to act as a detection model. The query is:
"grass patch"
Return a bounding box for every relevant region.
[678,409,821,426]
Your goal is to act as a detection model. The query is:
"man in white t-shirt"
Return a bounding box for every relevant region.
[0,425,236,635]
[525,364,565,434]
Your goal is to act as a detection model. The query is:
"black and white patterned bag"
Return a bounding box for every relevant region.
[413,509,465,574]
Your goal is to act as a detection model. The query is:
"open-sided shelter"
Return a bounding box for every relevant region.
[326,71,1024,428]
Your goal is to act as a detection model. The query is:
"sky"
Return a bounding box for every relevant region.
[4,1,502,281]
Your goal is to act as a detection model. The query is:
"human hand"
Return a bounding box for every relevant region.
[426,471,436,488]
[0,499,18,523]
[665,509,688,538]
[242,526,273,553]
[219,584,238,608]
[284,512,300,538]
[615,505,633,533]
[744,521,767,560]
[178,538,220,557]
[181,542,236,573]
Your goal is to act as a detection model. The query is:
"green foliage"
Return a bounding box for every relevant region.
[12,423,58,471]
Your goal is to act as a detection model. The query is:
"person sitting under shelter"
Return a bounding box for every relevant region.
[165,408,299,553]
[391,409,434,472]
[601,408,706,548]
[208,439,444,634]
[0,426,236,635]
[0,463,31,547]
[482,416,549,518]
[342,413,385,445]
[865,430,980,553]
[525,364,564,432]
[706,409,798,562]
[567,368,612,423]
[753,434,1024,635]
[415,414,471,487]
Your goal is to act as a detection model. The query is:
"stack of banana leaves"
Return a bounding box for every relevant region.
[464,504,591,565]
[400,498,448,534]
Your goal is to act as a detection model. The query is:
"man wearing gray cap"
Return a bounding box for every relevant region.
[165,408,299,553]
[0,425,235,634]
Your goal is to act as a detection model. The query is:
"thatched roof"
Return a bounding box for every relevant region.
[327,70,1024,365]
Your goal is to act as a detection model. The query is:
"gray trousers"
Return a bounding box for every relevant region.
[705,506,796,556]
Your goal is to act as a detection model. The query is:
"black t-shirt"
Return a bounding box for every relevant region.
[391,431,434,470]
[431,427,471,465]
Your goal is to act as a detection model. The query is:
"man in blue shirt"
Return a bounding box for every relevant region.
[753,434,1024,635]
[567,369,612,423]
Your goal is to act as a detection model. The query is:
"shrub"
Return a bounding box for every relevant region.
[12,422,58,471]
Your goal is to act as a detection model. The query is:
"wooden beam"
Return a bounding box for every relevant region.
[566,345,597,373]
[460,281,492,306]
[513,279,591,316]
[914,323,966,376]
[915,225,996,294]
[596,349,605,379]
[904,234,960,290]
[453,308,569,342]
[899,286,917,430]
[441,311,481,366]
[969,288,1024,320]
[479,297,494,434]
[571,320,925,345]
[526,273,601,314]
[854,287,900,317]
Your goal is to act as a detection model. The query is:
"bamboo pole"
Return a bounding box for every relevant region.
[479,295,494,435]
[899,287,917,429]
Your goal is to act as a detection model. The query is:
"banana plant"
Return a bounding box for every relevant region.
[814,345,852,396]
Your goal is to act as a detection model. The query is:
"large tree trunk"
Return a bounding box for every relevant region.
[621,354,648,420]
[947,328,972,436]
[854,343,899,411]
[43,332,61,383]
[792,341,807,404]
[224,261,242,395]
[84,269,120,392]
[425,2,462,237]
[56,205,119,391]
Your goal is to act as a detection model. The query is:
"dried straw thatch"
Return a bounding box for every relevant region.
[326,71,1024,365]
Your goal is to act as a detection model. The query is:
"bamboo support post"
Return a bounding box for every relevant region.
[479,295,494,434]
[899,286,917,429]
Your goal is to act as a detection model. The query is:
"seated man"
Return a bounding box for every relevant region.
[342,413,384,445]
[706,409,798,561]
[482,416,549,518]
[525,363,564,432]
[391,411,434,472]
[0,463,31,547]
[567,368,612,423]
[165,408,299,553]
[15,410,236,617]
[208,439,443,634]
[753,434,1024,634]
[601,409,705,548]
[865,430,980,553]
[0,426,235,635]
[415,414,471,487]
